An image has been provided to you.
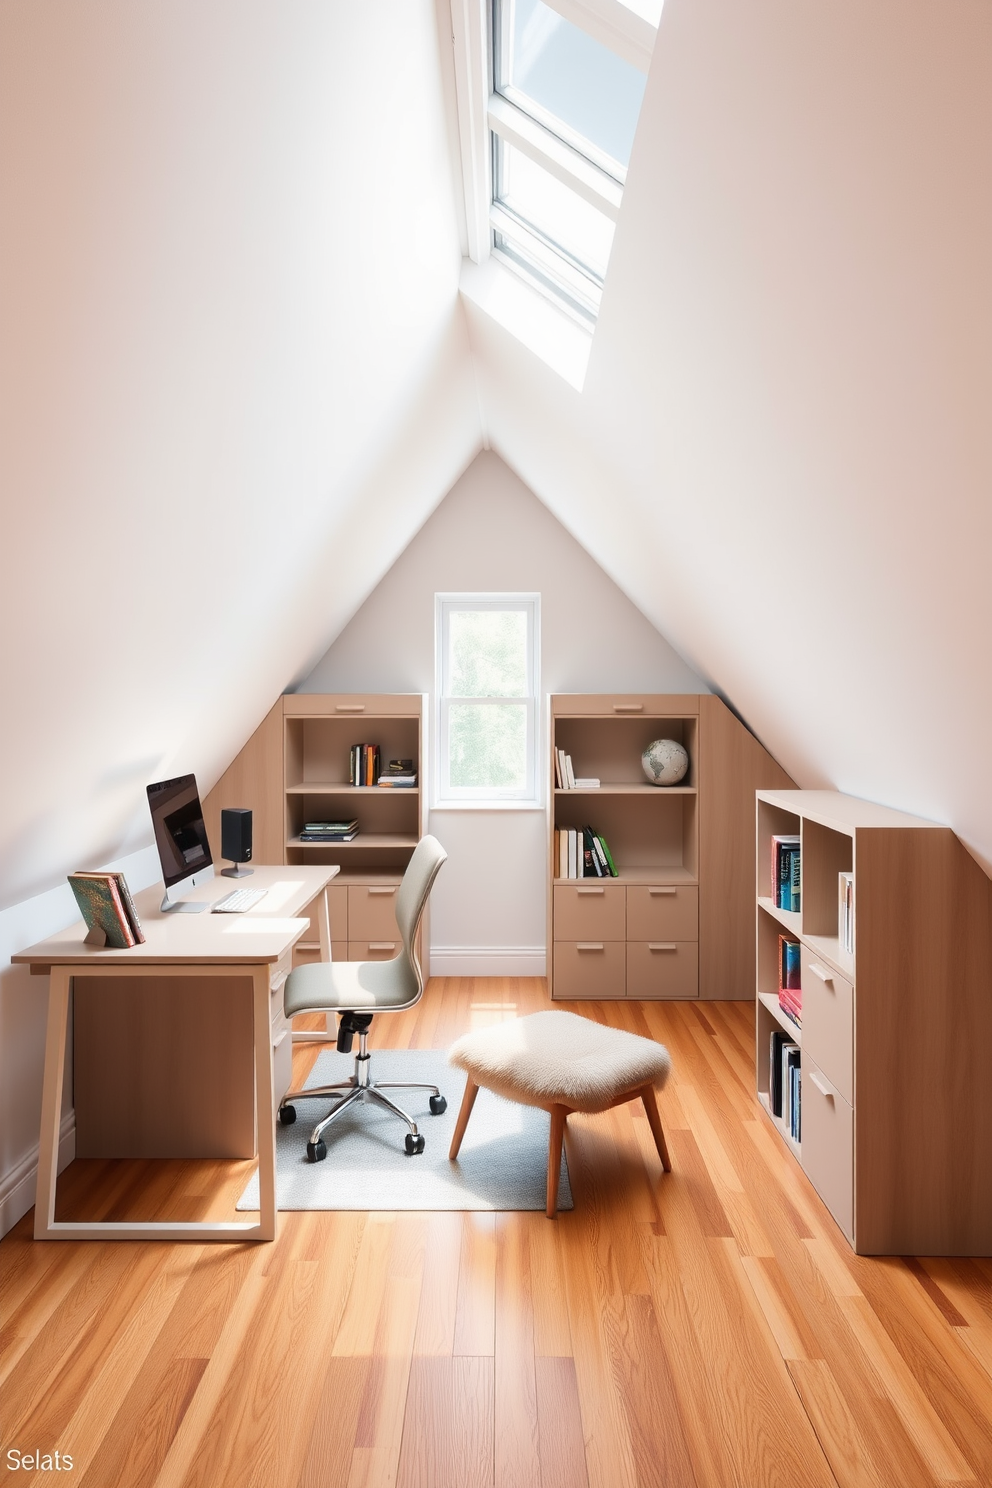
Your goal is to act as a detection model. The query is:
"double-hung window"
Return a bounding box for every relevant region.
[435,594,540,805]
[488,0,653,323]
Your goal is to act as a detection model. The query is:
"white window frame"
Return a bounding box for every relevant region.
[434,593,541,809]
[448,0,657,322]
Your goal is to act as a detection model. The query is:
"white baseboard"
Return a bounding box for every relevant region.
[0,1112,76,1240]
[430,946,546,977]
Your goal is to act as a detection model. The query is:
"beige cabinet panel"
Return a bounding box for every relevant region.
[626,941,698,999]
[801,946,854,1106]
[801,1054,854,1242]
[552,941,626,999]
[553,883,625,941]
[626,885,698,942]
[348,883,400,940]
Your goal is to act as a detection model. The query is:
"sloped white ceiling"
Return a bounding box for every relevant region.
[465,0,992,867]
[0,1,482,907]
[3,0,990,912]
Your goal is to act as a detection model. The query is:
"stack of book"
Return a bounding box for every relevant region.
[299,820,359,843]
[555,826,618,878]
[771,834,801,912]
[68,871,145,948]
[378,759,417,788]
[350,744,381,787]
[777,934,802,1028]
[769,1028,801,1142]
[838,871,854,953]
[554,750,599,789]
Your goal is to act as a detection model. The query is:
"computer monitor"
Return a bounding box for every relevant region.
[147,774,214,912]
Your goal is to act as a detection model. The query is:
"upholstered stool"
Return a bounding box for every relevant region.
[447,1010,673,1217]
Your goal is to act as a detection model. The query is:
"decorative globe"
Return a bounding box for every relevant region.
[641,738,689,786]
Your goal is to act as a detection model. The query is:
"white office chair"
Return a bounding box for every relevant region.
[278,834,447,1159]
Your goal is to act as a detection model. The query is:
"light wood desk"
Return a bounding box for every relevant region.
[13,865,337,1243]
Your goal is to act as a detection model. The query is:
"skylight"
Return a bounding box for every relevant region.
[488,0,651,322]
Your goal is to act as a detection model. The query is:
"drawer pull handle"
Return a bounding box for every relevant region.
[648,943,677,952]
[612,702,644,712]
[576,887,605,896]
[808,962,833,984]
[335,703,366,712]
[369,942,396,952]
[648,887,677,897]
[576,943,605,952]
[367,887,397,896]
[809,1070,833,1098]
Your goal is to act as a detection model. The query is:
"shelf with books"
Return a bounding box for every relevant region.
[755,787,992,1255]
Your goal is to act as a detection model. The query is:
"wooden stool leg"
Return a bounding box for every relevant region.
[449,1079,480,1160]
[547,1105,567,1218]
[641,1085,672,1172]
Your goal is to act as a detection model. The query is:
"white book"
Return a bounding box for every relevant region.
[574,778,600,788]
[558,830,567,880]
[564,754,576,790]
[568,829,577,879]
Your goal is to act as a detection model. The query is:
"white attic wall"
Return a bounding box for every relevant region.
[0,0,481,912]
[463,0,992,869]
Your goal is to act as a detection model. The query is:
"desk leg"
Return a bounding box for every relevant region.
[293,886,337,1042]
[254,966,277,1242]
[35,969,71,1240]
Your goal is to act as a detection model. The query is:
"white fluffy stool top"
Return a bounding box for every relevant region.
[448,1010,672,1115]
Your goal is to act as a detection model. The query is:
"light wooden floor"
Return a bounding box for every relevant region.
[3,978,992,1488]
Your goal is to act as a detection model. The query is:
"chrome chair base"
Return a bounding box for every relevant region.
[278,1039,447,1160]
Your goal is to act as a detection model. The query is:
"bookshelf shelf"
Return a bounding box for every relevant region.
[755,787,992,1255]
[204,694,428,973]
[549,694,794,1001]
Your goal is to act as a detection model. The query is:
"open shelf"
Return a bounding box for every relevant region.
[757,1091,801,1160]
[286,782,419,796]
[757,990,802,1043]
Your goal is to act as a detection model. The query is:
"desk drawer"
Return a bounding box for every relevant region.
[554,883,625,941]
[553,941,625,999]
[626,885,698,941]
[349,884,400,940]
[801,947,853,1106]
[626,941,698,999]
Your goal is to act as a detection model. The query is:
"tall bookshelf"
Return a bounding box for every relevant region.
[204,694,428,970]
[756,789,992,1255]
[549,695,793,1000]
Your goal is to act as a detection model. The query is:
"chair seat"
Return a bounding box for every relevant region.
[283,957,418,1018]
[447,1009,671,1114]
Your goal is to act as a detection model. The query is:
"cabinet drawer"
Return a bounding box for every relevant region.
[801,1054,854,1242]
[626,885,698,941]
[348,884,400,940]
[626,941,698,999]
[554,883,625,941]
[801,947,853,1106]
[552,941,625,999]
[327,885,348,944]
[349,939,399,961]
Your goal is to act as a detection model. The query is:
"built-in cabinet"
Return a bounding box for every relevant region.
[756,789,992,1255]
[204,694,427,971]
[549,695,793,1000]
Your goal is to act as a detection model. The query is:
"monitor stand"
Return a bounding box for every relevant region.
[161,896,209,914]
[221,862,254,878]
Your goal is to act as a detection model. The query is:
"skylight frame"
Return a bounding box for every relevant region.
[484,0,651,324]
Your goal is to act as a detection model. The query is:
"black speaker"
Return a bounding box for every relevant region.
[220,808,253,877]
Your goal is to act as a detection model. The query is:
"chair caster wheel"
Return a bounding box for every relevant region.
[279,1104,297,1125]
[405,1133,426,1155]
[307,1139,327,1162]
[429,1094,447,1116]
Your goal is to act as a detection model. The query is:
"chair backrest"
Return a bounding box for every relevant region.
[393,834,447,999]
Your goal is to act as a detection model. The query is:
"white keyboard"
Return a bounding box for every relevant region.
[211,887,268,914]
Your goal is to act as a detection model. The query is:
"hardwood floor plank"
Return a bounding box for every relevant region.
[78,1356,207,1488]
[412,1211,461,1357]
[297,1357,370,1488]
[527,1213,573,1358]
[453,1213,496,1357]
[494,1214,540,1488]
[395,1356,494,1488]
[535,1355,588,1488]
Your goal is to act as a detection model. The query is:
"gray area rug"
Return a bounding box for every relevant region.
[237,1048,572,1212]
